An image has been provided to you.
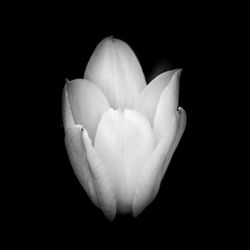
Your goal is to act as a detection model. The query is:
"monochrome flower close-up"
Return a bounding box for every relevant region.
[62,36,186,220]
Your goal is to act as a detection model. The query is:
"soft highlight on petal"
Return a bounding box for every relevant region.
[81,128,116,220]
[132,137,172,216]
[153,70,182,145]
[94,108,155,211]
[64,125,99,206]
[160,107,187,178]
[134,69,178,127]
[66,79,110,143]
[84,37,146,109]
[133,107,186,216]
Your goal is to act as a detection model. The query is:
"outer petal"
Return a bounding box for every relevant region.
[133,69,178,127]
[64,125,98,207]
[62,86,97,204]
[66,79,110,143]
[94,108,155,212]
[160,107,187,177]
[84,37,146,109]
[132,107,187,216]
[62,87,116,220]
[153,70,182,145]
[81,128,117,220]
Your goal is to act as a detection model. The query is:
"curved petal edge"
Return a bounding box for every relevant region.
[132,107,187,217]
[84,37,146,109]
[133,69,179,127]
[65,78,110,143]
[153,69,182,145]
[94,108,155,213]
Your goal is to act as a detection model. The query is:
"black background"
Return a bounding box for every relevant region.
[8,4,241,247]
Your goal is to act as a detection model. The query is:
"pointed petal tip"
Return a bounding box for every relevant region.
[177,107,187,128]
[166,68,182,81]
[148,68,182,89]
[99,35,126,45]
[65,78,83,93]
[167,68,182,92]
[176,68,183,72]
[95,36,126,52]
[106,35,114,40]
[97,36,113,46]
[175,68,183,77]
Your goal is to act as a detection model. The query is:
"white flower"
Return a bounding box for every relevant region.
[62,37,186,220]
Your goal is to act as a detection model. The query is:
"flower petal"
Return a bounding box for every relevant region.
[153,70,182,145]
[160,107,187,178]
[62,87,101,210]
[84,37,146,109]
[133,69,178,127]
[66,79,110,143]
[64,125,99,207]
[81,128,116,220]
[132,137,172,216]
[132,107,186,216]
[94,108,155,211]
[63,88,116,220]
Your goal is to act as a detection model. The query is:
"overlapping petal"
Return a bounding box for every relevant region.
[133,106,186,216]
[84,37,146,109]
[153,70,182,145]
[94,108,155,210]
[81,128,116,220]
[133,69,178,127]
[66,79,110,143]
